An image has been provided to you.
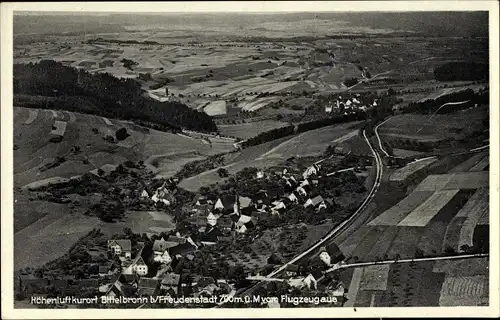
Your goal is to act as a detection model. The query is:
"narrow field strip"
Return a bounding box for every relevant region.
[397,189,459,227]
[344,268,364,307]
[390,157,437,181]
[457,188,489,248]
[368,191,434,226]
[469,155,489,172]
[449,153,485,173]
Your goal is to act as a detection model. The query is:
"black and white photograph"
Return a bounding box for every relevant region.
[1,1,498,318]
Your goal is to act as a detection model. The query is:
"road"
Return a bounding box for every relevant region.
[374,117,392,157]
[325,253,489,273]
[216,129,384,305]
[266,129,383,278]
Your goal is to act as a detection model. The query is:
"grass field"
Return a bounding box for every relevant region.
[414,171,489,192]
[449,153,487,173]
[179,122,361,191]
[368,191,434,226]
[379,108,488,143]
[14,107,234,187]
[397,189,459,227]
[389,158,438,182]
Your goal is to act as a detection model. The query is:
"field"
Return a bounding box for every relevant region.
[379,107,488,143]
[389,158,438,182]
[414,171,489,192]
[179,122,362,191]
[13,107,235,269]
[449,152,488,173]
[339,255,488,307]
[397,189,459,227]
[14,107,234,187]
[455,188,489,249]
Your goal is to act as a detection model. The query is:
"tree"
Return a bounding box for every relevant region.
[217,168,229,178]
[115,128,130,141]
[97,168,105,177]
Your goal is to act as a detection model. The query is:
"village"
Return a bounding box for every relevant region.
[16,142,368,308]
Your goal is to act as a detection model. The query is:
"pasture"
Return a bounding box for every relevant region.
[389,158,438,182]
[14,107,234,186]
[379,107,488,143]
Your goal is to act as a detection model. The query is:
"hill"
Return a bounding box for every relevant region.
[14,60,217,133]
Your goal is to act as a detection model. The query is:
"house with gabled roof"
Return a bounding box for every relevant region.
[287,191,299,203]
[169,242,198,258]
[123,247,148,276]
[214,195,237,213]
[217,214,234,231]
[304,195,329,210]
[207,211,220,226]
[296,184,311,197]
[236,215,257,233]
[108,239,132,259]
[161,273,181,296]
[303,164,320,179]
[200,226,223,245]
[105,279,124,297]
[138,278,160,296]
[152,238,172,265]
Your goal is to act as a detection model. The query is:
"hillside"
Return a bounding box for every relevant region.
[13,60,217,133]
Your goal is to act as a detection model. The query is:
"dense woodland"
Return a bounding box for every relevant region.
[434,62,489,82]
[13,60,217,133]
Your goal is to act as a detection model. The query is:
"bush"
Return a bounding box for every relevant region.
[217,168,229,178]
[115,128,129,141]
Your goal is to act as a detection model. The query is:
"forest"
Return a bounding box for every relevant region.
[13,60,217,133]
[434,62,489,81]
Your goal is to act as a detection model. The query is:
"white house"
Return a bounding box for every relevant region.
[123,256,148,276]
[256,171,265,179]
[319,250,332,266]
[325,105,333,113]
[352,97,361,104]
[152,239,172,265]
[108,240,132,259]
[288,274,317,290]
[207,212,220,226]
[140,190,149,199]
[303,165,319,179]
[288,192,298,203]
[304,195,328,210]
[296,186,308,197]
[345,99,352,106]
[271,201,286,215]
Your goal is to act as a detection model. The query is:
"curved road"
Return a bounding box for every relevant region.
[215,129,384,306]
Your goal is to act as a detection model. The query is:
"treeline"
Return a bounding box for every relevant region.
[403,88,489,114]
[13,60,217,133]
[240,125,296,148]
[434,62,489,81]
[296,112,364,133]
[86,38,160,45]
[240,112,366,149]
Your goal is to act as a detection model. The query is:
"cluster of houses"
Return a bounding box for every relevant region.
[325,93,379,114]
[105,236,233,299]
[183,163,336,240]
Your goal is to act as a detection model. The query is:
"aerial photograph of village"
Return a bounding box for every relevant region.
[10,8,490,310]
